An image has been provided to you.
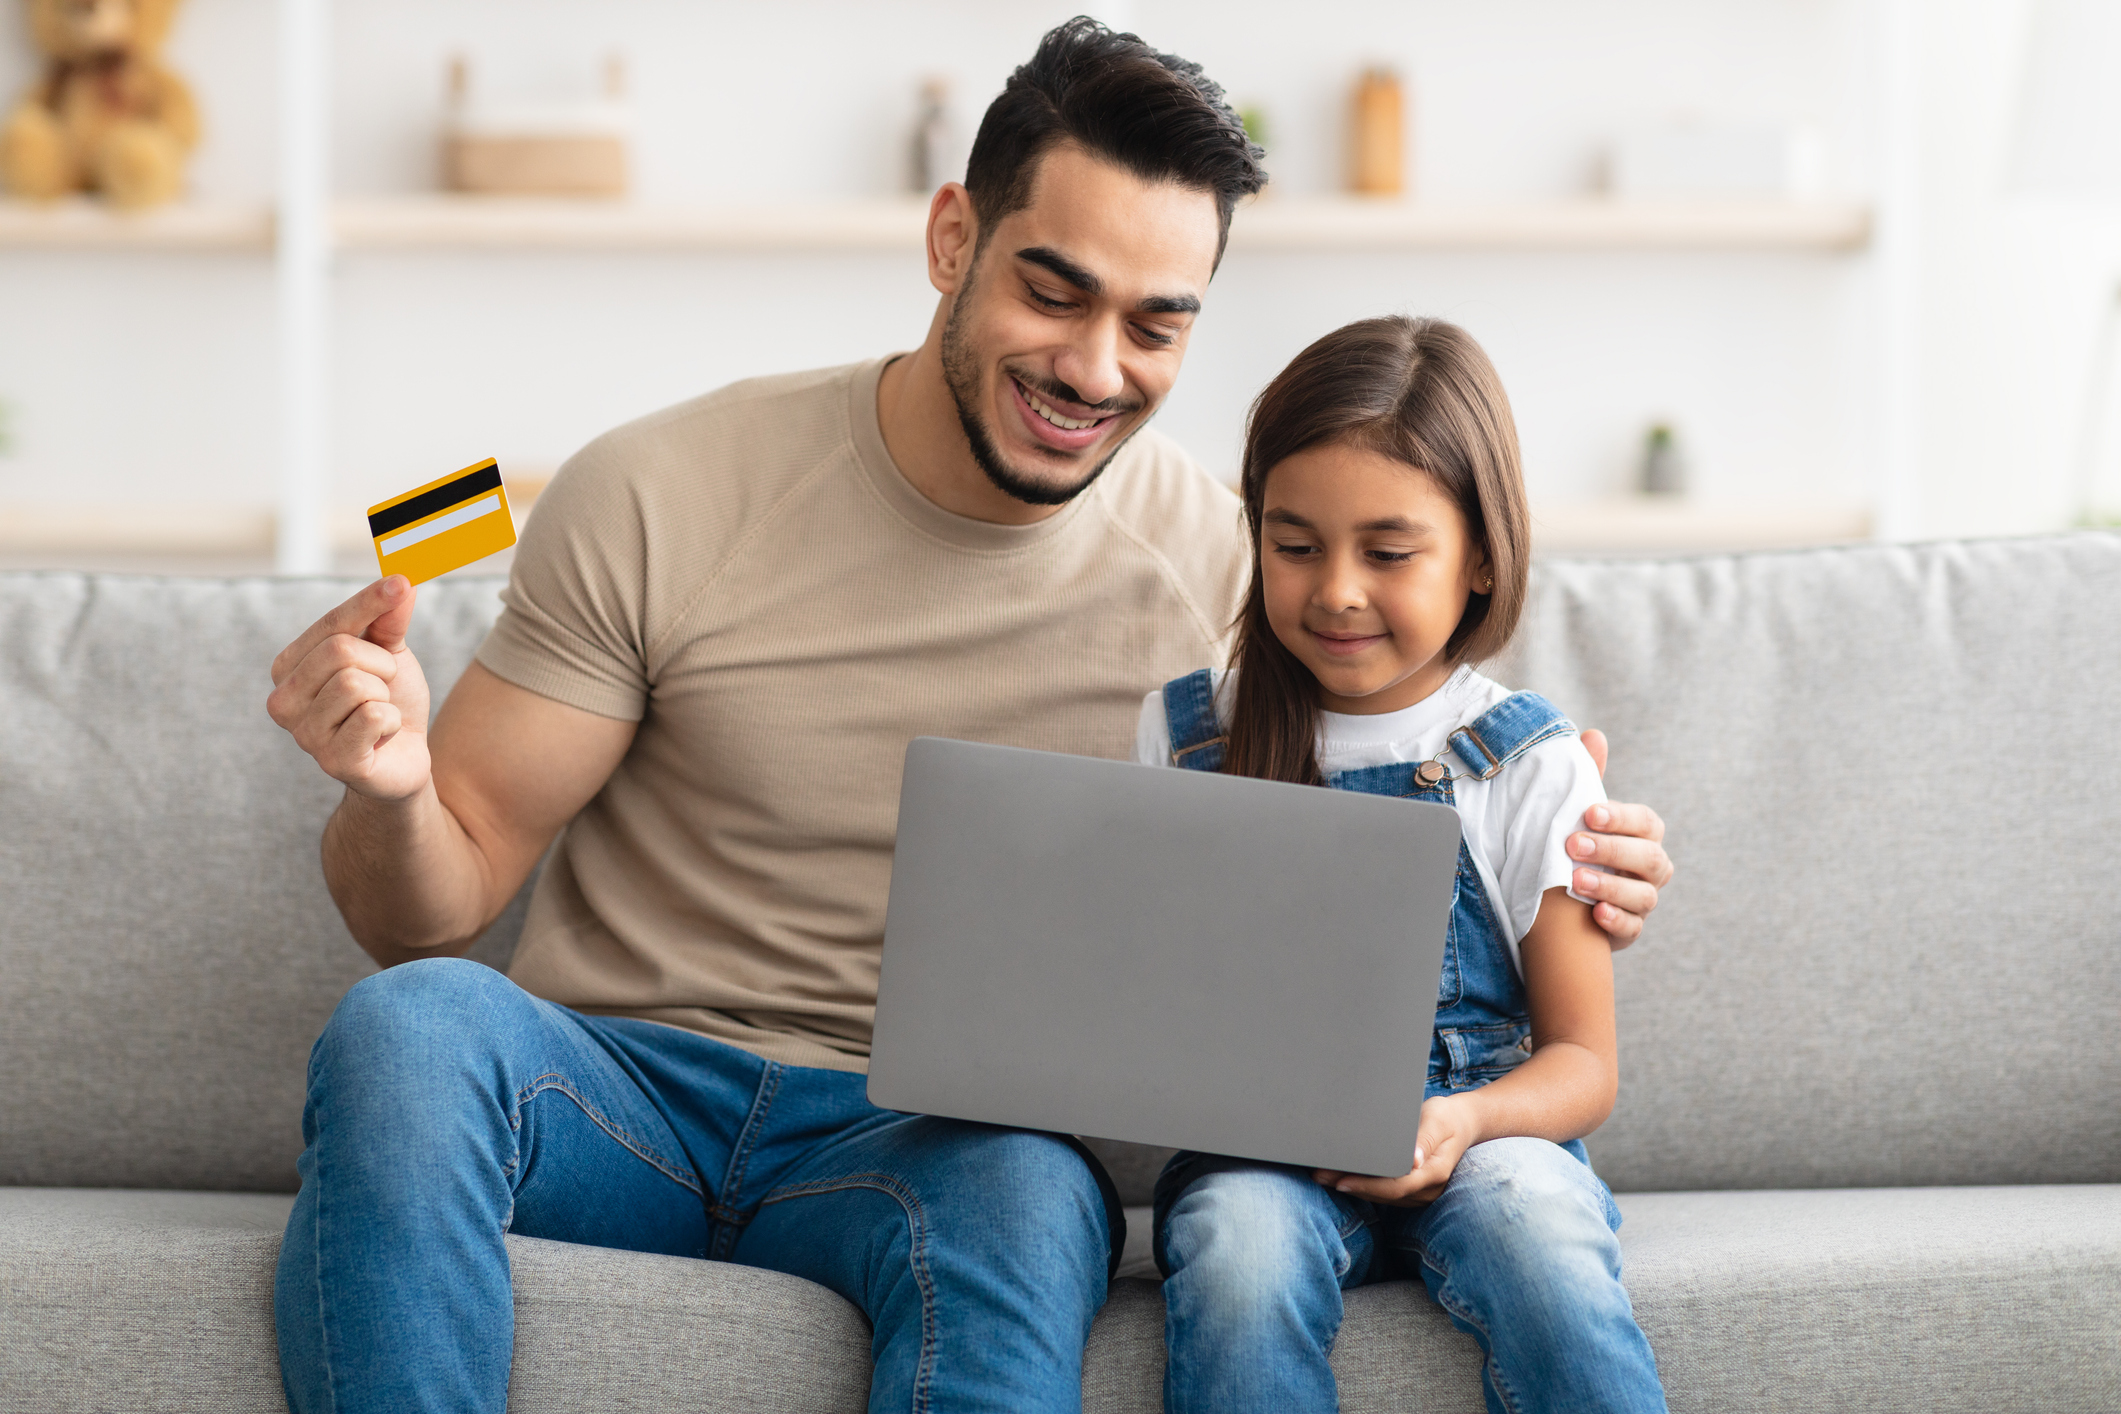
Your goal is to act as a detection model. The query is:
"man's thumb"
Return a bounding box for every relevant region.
[1580,728,1609,780]
[363,575,418,652]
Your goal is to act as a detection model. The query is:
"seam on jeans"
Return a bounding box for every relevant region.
[1420,1250,1528,1414]
[714,1061,784,1221]
[511,1072,703,1195]
[312,1114,341,1414]
[759,1172,939,1414]
[1330,1200,1375,1283]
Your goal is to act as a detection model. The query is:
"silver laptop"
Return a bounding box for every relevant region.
[868,736,1462,1177]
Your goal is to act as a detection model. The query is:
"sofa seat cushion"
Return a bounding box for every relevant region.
[5,1185,2116,1412]
[0,1189,872,1413]
[1614,1185,2121,1412]
[1,1189,294,1412]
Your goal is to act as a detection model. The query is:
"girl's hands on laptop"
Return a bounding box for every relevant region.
[1312,1094,1478,1206]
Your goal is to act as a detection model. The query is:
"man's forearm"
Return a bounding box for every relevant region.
[322,783,500,967]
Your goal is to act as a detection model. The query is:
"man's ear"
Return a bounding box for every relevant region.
[927,182,978,298]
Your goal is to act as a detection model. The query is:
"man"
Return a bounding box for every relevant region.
[266,19,1672,1413]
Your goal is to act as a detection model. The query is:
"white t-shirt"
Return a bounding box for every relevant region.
[1132,663,1607,976]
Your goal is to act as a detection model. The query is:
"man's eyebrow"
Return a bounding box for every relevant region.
[1016,246,1102,296]
[1137,293,1202,316]
[1015,247,1201,316]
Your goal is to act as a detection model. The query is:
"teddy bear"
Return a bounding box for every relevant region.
[1,0,198,209]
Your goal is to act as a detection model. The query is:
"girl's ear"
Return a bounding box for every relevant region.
[1470,547,1494,596]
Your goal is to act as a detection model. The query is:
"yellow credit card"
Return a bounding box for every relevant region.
[367,458,517,584]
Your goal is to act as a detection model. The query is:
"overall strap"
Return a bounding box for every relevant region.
[1162,669,1227,773]
[1442,692,1576,781]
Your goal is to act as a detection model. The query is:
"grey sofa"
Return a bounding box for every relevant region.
[3,534,2117,1413]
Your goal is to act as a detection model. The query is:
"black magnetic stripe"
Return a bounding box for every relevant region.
[368,464,502,538]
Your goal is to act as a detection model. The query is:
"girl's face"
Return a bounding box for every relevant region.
[1258,440,1489,716]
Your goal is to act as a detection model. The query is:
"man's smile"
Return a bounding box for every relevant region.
[1008,375,1122,454]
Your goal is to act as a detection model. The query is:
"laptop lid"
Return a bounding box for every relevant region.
[868,737,1461,1178]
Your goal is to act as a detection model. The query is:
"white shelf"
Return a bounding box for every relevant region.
[340,194,1874,253]
[0,197,272,251]
[333,195,930,251]
[0,478,554,560]
[1234,197,1871,251]
[1533,497,1872,554]
[0,195,1873,255]
[0,502,276,554]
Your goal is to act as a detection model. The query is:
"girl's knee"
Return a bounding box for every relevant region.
[1163,1166,1355,1306]
[1447,1138,1608,1216]
[1422,1139,1624,1298]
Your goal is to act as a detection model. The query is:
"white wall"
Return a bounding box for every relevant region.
[2,0,2114,538]
[1895,0,2121,534]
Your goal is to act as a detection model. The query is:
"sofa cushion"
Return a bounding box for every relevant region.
[1614,1185,2121,1412]
[1492,533,2121,1191]
[0,1190,292,1412]
[0,1189,872,1414]
[0,573,526,1192]
[7,1185,2115,1412]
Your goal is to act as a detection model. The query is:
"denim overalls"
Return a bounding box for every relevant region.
[1159,668,1588,1162]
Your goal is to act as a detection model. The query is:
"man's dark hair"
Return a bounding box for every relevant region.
[963,17,1266,266]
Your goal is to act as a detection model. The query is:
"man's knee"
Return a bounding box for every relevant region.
[312,956,525,1086]
[883,1123,1113,1286]
[939,1125,1104,1225]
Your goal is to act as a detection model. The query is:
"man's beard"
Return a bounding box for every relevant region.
[939,284,1142,508]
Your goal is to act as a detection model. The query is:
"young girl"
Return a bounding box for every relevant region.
[1136,316,1667,1414]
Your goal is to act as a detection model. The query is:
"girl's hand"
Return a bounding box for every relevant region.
[1313,1093,1483,1207]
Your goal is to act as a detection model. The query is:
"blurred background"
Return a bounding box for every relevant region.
[2,0,2119,574]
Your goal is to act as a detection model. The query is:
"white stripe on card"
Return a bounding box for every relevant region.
[378,494,503,555]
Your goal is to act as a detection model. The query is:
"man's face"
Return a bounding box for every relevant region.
[940,144,1221,506]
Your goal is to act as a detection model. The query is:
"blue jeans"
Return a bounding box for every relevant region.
[1155,1140,1666,1414]
[273,958,1115,1413]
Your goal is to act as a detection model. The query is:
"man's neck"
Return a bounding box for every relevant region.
[875,322,1069,528]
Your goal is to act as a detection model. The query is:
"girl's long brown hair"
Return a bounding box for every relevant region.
[1222,316,1531,785]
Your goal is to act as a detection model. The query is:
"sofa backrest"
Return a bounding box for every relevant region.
[1490,532,2120,1190]
[1,535,2115,1194]
[0,573,525,1192]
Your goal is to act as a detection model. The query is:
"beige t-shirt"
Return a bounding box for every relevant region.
[478,357,1249,1071]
